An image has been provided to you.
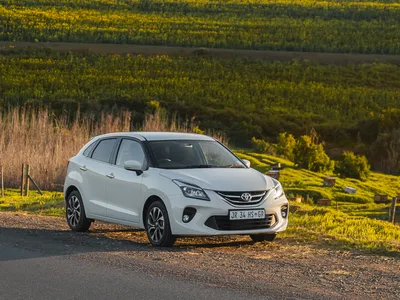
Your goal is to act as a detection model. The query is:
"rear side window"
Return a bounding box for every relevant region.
[91,139,117,163]
[83,141,96,157]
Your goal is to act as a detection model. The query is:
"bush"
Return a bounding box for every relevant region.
[251,137,276,155]
[277,132,296,161]
[334,151,370,181]
[293,135,333,172]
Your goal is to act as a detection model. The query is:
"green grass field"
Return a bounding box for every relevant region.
[237,152,400,204]
[1,151,398,255]
[2,48,400,147]
[0,189,64,217]
[1,0,400,54]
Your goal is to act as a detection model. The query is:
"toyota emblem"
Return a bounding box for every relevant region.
[240,193,252,202]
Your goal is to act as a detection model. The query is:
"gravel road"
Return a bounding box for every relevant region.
[0,213,399,300]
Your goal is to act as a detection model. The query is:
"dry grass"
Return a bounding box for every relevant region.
[0,107,227,190]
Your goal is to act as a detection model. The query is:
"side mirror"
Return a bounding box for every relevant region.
[242,159,251,168]
[124,160,144,175]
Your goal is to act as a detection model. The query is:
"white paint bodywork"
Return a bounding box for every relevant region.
[64,132,289,236]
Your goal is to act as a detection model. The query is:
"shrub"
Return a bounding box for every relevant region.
[277,132,296,161]
[251,137,276,155]
[293,135,333,172]
[334,151,371,181]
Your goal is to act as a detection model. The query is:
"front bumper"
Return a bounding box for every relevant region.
[166,190,289,236]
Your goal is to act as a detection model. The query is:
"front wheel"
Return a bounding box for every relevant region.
[250,233,277,243]
[66,190,92,232]
[145,201,176,247]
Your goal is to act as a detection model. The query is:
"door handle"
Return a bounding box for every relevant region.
[106,173,115,179]
[80,166,88,171]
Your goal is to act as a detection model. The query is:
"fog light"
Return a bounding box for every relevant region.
[281,205,288,218]
[182,207,197,223]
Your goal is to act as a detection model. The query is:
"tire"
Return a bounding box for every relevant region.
[145,200,176,247]
[66,190,92,232]
[250,233,277,243]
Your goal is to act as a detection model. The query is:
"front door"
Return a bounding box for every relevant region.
[105,138,146,224]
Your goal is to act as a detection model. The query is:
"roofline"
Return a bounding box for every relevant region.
[90,131,215,142]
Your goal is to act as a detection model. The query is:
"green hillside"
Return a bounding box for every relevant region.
[236,151,400,205]
[1,0,400,53]
[2,49,400,149]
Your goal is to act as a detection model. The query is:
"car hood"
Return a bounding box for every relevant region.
[160,168,274,191]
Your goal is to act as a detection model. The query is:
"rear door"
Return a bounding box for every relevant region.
[82,138,117,217]
[105,138,146,223]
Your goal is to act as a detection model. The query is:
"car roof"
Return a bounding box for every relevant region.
[94,132,215,142]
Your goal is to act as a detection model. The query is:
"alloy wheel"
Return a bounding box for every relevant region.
[67,195,81,227]
[147,207,165,243]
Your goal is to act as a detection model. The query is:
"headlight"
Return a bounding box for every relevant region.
[272,178,284,199]
[172,180,210,201]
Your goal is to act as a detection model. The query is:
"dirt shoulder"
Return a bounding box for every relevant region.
[0,212,399,299]
[2,42,400,65]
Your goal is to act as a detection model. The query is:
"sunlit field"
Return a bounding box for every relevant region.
[1,0,400,53]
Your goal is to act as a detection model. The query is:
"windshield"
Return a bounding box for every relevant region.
[148,140,246,169]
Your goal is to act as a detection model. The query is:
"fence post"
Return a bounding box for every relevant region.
[21,163,26,196]
[0,165,4,198]
[389,197,397,224]
[24,164,30,197]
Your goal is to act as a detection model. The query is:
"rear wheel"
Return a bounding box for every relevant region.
[66,190,92,232]
[145,200,176,247]
[250,233,277,243]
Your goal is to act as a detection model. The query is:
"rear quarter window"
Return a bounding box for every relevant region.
[83,141,96,157]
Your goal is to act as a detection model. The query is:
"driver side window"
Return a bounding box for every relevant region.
[116,139,146,167]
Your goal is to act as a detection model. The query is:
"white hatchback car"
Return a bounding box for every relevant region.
[64,132,288,246]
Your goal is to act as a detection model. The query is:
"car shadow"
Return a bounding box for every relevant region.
[0,226,257,262]
[0,226,155,262]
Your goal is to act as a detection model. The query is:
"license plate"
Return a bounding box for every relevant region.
[229,209,265,220]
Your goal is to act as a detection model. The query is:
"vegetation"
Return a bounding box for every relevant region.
[1,49,400,173]
[277,132,295,161]
[1,0,400,54]
[0,189,64,216]
[235,151,400,205]
[0,106,225,190]
[334,151,371,181]
[251,137,276,155]
[283,204,400,255]
[293,135,333,172]
[370,128,400,174]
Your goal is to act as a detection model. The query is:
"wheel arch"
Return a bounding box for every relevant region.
[64,185,81,204]
[142,195,165,227]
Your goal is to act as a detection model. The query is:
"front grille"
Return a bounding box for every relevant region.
[216,190,268,205]
[205,214,276,231]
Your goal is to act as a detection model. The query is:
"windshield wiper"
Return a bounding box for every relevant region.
[223,164,245,168]
[182,164,217,169]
